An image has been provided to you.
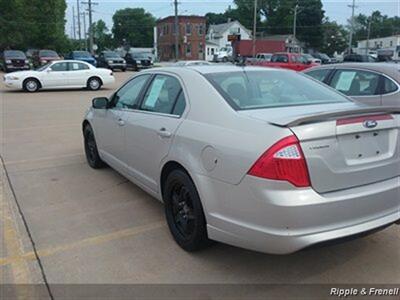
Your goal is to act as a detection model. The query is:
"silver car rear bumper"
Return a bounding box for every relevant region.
[196,175,400,254]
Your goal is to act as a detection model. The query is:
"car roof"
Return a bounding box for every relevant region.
[142,65,288,75]
[308,62,400,79]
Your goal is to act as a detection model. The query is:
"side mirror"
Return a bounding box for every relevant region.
[92,97,109,109]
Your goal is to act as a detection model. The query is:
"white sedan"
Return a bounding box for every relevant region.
[3,60,115,92]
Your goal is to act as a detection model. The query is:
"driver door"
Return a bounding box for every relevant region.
[92,74,151,171]
[41,61,70,87]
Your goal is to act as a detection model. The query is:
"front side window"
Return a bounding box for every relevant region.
[69,62,89,70]
[271,54,288,63]
[113,75,150,109]
[50,62,68,72]
[141,75,184,115]
[205,71,349,110]
[330,69,380,96]
[305,68,331,82]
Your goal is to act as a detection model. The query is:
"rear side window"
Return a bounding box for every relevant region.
[382,77,398,94]
[70,62,89,70]
[305,69,331,82]
[330,69,380,96]
[141,75,184,115]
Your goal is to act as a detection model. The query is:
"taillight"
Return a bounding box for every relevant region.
[248,135,311,187]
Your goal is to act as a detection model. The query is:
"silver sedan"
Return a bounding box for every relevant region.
[303,63,400,107]
[82,66,400,254]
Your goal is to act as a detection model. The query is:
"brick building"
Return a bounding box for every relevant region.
[156,16,206,61]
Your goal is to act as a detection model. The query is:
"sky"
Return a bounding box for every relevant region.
[65,0,400,37]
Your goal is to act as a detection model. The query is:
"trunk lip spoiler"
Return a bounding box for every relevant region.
[268,106,400,127]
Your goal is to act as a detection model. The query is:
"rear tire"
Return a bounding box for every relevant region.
[23,78,40,92]
[83,125,106,169]
[87,77,102,91]
[164,169,211,251]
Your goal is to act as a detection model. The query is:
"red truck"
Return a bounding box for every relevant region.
[257,52,319,71]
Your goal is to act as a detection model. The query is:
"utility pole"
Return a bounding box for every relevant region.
[77,0,81,41]
[366,19,371,55]
[72,6,76,39]
[293,4,299,40]
[82,0,98,54]
[348,0,357,54]
[174,0,179,61]
[81,12,87,51]
[252,0,257,58]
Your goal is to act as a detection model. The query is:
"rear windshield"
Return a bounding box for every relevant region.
[39,50,58,57]
[4,50,26,58]
[205,70,350,110]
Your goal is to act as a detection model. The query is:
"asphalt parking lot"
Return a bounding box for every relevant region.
[1,71,399,288]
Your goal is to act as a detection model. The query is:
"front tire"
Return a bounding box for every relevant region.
[23,78,40,92]
[164,169,211,251]
[87,77,102,91]
[83,125,105,169]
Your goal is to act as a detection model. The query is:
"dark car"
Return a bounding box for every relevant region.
[124,52,152,71]
[66,51,97,66]
[97,51,126,71]
[312,53,332,64]
[1,50,30,72]
[33,49,61,67]
[343,54,377,63]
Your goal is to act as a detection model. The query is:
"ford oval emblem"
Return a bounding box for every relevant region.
[363,120,378,129]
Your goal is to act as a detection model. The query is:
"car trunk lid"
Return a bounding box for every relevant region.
[239,104,400,193]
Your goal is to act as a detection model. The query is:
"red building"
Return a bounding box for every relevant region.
[156,16,206,61]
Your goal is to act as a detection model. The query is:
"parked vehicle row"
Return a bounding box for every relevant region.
[83,65,400,254]
[1,48,155,73]
[3,60,114,92]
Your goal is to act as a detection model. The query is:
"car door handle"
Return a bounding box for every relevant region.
[158,128,172,138]
[117,118,125,126]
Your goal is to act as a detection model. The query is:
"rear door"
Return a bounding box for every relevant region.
[290,113,400,193]
[328,68,382,105]
[68,62,91,86]
[380,75,400,107]
[123,74,186,192]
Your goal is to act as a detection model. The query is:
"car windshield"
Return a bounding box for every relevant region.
[40,50,58,57]
[133,53,148,59]
[4,50,26,58]
[36,62,52,71]
[104,52,120,58]
[74,51,91,58]
[205,70,350,110]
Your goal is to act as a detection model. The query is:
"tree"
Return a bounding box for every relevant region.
[0,0,68,52]
[320,19,348,55]
[233,0,325,48]
[112,8,155,48]
[90,20,113,51]
[351,11,400,46]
